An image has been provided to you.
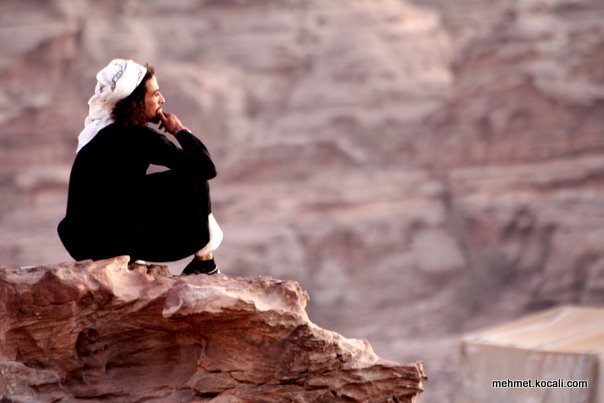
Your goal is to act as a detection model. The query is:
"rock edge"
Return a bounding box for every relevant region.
[0,256,425,402]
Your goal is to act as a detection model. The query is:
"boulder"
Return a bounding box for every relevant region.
[0,256,425,402]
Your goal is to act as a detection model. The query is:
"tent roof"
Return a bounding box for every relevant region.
[462,305,604,354]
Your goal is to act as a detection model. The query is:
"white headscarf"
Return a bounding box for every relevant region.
[77,59,147,152]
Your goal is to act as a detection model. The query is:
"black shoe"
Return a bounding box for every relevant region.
[181,258,220,275]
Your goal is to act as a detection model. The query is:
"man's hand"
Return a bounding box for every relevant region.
[158,111,186,135]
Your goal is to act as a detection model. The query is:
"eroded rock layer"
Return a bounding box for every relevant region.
[0,256,425,402]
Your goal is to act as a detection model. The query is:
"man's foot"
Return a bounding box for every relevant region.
[181,258,220,275]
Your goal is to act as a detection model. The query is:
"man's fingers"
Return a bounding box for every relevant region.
[156,110,182,134]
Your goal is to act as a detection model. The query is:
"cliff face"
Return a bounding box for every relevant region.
[1,0,603,401]
[416,0,604,166]
[0,257,425,402]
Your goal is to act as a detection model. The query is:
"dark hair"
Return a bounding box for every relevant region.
[112,63,155,126]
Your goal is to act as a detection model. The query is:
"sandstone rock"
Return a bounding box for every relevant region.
[415,0,604,166]
[0,256,425,402]
[1,0,604,401]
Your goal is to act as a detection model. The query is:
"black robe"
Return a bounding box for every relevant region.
[58,123,216,262]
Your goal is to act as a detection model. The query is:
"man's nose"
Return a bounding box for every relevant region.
[160,94,166,104]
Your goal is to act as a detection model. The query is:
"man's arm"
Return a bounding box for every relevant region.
[146,111,217,179]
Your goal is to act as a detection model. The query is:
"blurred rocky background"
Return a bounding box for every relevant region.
[0,0,603,401]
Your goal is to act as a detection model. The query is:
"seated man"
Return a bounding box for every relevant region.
[58,59,222,275]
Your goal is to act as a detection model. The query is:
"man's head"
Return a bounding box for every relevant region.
[143,75,166,123]
[112,63,165,126]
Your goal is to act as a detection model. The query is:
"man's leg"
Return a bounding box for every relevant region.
[138,170,210,262]
[181,242,220,275]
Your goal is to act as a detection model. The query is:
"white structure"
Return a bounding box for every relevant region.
[460,305,604,403]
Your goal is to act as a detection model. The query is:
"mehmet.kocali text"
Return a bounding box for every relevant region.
[492,379,588,389]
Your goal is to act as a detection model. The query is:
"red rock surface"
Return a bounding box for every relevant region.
[0,256,425,402]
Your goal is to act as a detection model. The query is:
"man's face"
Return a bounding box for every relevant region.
[143,76,165,122]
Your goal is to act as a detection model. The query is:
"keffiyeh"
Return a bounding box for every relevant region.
[77,59,147,152]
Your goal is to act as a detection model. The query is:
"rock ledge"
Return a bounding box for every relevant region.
[0,256,425,402]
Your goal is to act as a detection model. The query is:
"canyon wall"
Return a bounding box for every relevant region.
[0,0,602,400]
